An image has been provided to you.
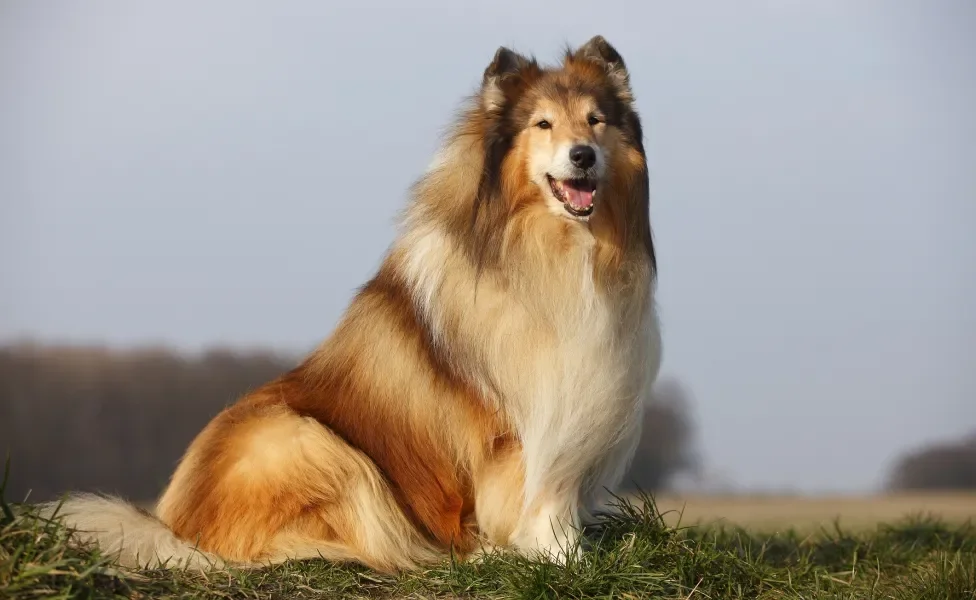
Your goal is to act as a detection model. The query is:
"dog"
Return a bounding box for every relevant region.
[41,35,662,573]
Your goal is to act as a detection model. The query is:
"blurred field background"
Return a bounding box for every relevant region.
[650,493,976,533]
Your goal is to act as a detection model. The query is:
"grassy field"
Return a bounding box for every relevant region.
[3,485,975,599]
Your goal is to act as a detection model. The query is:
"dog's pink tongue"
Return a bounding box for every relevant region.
[564,187,594,209]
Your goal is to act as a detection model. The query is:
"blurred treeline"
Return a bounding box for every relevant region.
[887,432,976,492]
[0,343,698,503]
[0,343,292,502]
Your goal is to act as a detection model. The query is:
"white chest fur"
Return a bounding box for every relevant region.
[399,221,661,551]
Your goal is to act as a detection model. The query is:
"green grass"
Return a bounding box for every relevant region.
[2,474,974,598]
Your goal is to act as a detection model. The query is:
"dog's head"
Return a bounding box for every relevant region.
[477,36,644,225]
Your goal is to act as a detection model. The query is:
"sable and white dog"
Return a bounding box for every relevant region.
[43,35,662,573]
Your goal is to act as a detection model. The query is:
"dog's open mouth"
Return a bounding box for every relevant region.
[547,174,596,218]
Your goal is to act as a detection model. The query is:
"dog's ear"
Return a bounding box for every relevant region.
[572,35,633,104]
[481,46,536,113]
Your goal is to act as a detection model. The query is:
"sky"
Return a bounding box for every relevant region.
[1,1,974,494]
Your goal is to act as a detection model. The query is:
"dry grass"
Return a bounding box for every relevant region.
[649,492,976,533]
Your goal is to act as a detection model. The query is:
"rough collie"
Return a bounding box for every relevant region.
[42,35,662,573]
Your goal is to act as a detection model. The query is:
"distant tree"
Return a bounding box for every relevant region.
[887,432,976,491]
[621,377,699,492]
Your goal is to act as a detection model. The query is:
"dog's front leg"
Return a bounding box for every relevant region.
[579,400,644,525]
[509,487,582,564]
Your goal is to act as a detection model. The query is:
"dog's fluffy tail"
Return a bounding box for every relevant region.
[37,493,221,570]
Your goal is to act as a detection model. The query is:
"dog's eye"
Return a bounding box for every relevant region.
[587,115,603,126]
[536,120,552,130]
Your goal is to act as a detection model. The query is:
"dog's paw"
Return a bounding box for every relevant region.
[462,539,503,565]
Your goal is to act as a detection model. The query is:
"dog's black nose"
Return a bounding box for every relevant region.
[569,145,597,169]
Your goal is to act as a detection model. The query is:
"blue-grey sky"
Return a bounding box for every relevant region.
[2,1,974,494]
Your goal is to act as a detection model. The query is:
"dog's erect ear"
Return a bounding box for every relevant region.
[484,46,531,81]
[572,35,633,103]
[482,46,535,113]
